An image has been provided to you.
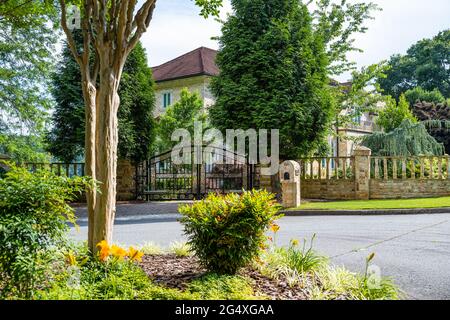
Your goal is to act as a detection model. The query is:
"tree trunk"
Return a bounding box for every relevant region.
[82,80,97,251]
[91,66,121,250]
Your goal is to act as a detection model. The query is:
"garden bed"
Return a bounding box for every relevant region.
[139,254,320,300]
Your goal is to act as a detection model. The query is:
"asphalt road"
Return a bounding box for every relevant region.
[70,208,450,300]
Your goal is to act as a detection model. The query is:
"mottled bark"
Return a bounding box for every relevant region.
[82,80,97,250]
[59,0,157,252]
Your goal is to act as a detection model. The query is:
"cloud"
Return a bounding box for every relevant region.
[141,0,232,67]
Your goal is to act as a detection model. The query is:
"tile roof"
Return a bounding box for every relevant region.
[152,47,219,83]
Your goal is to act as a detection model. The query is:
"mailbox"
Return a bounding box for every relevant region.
[279,160,301,208]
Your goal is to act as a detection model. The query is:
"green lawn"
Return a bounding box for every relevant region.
[293,196,450,210]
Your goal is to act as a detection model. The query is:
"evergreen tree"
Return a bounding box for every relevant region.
[47,40,156,164]
[209,0,333,159]
[363,119,444,157]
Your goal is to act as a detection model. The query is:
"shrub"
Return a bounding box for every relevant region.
[0,165,91,298]
[179,190,282,274]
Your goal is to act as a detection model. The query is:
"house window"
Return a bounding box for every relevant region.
[162,92,172,108]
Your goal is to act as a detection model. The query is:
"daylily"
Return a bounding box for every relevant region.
[111,245,127,259]
[270,224,280,233]
[97,240,111,261]
[128,246,144,262]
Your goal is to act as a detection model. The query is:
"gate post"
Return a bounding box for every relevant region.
[353,146,371,200]
[279,161,301,208]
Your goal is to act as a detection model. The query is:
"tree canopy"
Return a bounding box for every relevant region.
[412,101,450,154]
[209,0,378,159]
[209,0,333,159]
[378,30,450,100]
[376,94,417,133]
[0,0,58,163]
[0,0,57,133]
[404,87,447,106]
[47,37,156,164]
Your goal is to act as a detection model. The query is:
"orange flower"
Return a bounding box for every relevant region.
[97,240,109,251]
[97,240,110,261]
[128,246,144,262]
[99,247,110,261]
[110,245,127,259]
[270,224,280,233]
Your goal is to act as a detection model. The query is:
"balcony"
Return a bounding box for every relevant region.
[341,120,379,133]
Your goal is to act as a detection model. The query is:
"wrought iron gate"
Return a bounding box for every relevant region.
[136,147,260,201]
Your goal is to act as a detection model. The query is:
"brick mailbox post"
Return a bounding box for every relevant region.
[279,160,301,208]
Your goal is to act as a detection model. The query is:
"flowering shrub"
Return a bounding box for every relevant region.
[179,190,282,274]
[0,165,93,298]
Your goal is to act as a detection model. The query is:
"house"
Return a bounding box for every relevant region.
[152,47,218,117]
[334,108,381,157]
[152,47,381,157]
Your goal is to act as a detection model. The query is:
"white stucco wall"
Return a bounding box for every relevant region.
[154,75,215,117]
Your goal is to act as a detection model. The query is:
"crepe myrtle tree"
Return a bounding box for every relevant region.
[58,0,222,252]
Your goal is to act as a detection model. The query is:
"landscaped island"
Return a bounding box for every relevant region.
[0,167,397,300]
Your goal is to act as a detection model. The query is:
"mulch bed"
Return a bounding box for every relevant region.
[139,254,310,300]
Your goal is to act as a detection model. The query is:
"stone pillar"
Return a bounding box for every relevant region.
[279,160,301,208]
[353,146,371,200]
[116,159,137,201]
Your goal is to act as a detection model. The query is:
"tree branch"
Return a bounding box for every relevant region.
[81,1,93,80]
[59,0,83,67]
[127,0,156,55]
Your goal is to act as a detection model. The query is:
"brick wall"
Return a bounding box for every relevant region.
[298,150,450,200]
[369,179,450,199]
[301,179,356,200]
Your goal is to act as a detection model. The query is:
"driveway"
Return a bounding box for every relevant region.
[71,202,450,300]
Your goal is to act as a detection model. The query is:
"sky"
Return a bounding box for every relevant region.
[140,0,450,82]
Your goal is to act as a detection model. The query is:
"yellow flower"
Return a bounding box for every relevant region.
[290,239,299,247]
[128,246,144,262]
[110,245,127,259]
[270,224,280,233]
[66,251,77,266]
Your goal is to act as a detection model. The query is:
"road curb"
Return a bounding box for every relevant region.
[282,207,450,216]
